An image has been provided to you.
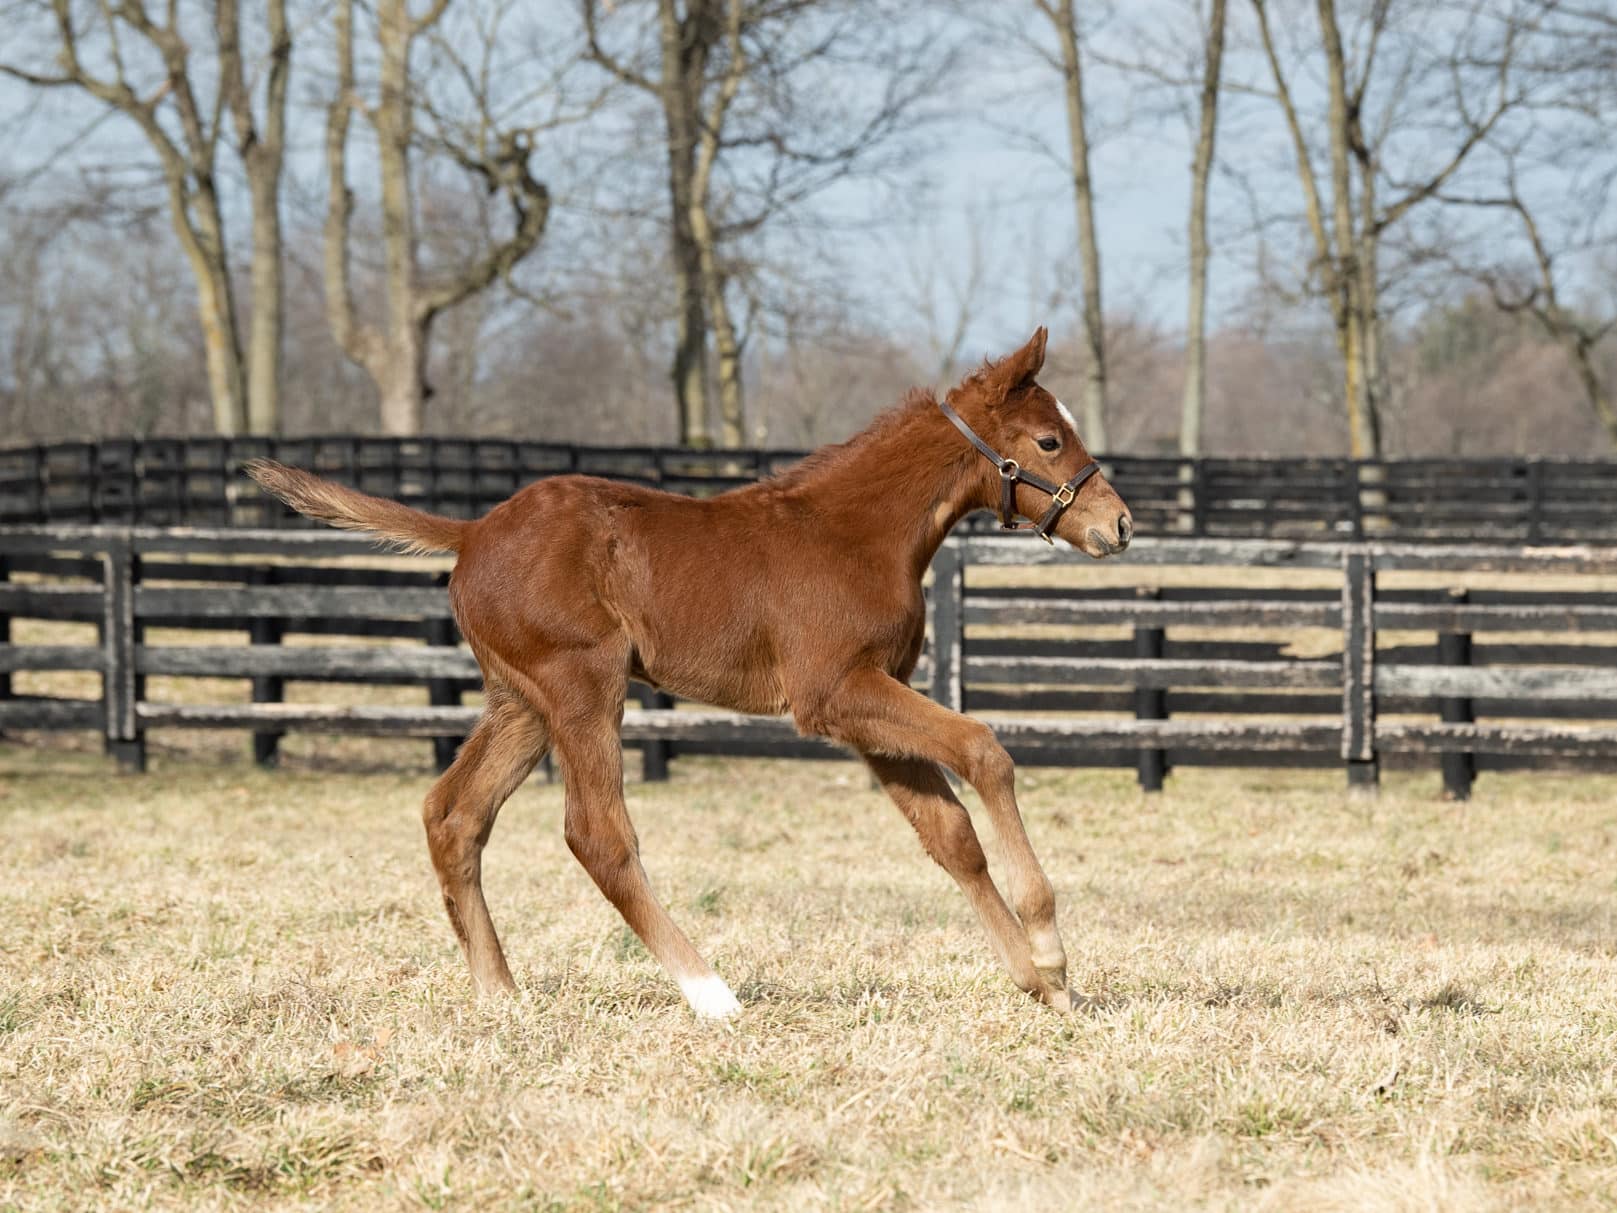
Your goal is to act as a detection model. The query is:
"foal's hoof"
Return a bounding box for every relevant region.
[1035,965,1074,1012]
[1040,986,1074,1012]
[681,975,743,1020]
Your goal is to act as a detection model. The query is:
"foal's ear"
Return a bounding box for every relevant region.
[994,326,1048,395]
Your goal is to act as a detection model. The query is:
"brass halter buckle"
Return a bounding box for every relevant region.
[1052,483,1077,508]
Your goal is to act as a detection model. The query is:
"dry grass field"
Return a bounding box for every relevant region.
[2,737,1616,1211]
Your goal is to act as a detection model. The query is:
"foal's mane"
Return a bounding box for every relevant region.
[764,352,1019,496]
[764,386,944,491]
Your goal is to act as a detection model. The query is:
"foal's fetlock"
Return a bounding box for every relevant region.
[1027,925,1068,981]
[1028,928,1073,1009]
[473,970,519,997]
[1034,953,1071,1005]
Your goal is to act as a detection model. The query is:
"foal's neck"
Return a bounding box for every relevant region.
[794,394,991,579]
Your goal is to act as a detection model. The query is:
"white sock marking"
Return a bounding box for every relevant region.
[680,974,741,1019]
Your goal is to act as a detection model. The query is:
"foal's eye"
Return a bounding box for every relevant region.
[1037,437,1061,452]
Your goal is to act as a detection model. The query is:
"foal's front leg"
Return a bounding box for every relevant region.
[863,752,1066,1007]
[808,669,1074,1006]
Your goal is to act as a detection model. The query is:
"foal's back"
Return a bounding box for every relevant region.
[448,472,917,716]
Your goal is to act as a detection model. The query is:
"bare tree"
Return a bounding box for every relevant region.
[1,0,291,434]
[582,0,946,448]
[1181,0,1227,458]
[219,0,290,435]
[1248,0,1536,456]
[1423,3,1617,445]
[323,0,552,435]
[894,203,996,386]
[1438,170,1617,443]
[1032,0,1108,451]
[582,0,715,445]
[0,192,211,439]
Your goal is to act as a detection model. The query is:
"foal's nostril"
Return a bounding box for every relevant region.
[1117,514,1133,547]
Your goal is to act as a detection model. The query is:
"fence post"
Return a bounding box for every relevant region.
[1175,460,1195,535]
[426,571,464,772]
[1348,460,1365,540]
[103,538,145,772]
[1341,549,1378,791]
[249,566,285,767]
[635,685,673,781]
[1190,460,1209,537]
[1134,585,1167,791]
[1439,587,1474,800]
[1526,460,1543,545]
[26,446,45,522]
[0,554,11,737]
[930,541,965,713]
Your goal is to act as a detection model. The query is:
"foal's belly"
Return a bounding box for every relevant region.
[630,645,791,716]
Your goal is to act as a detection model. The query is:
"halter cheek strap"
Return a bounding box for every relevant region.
[938,398,1101,544]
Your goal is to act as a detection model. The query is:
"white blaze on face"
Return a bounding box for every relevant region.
[1054,398,1080,442]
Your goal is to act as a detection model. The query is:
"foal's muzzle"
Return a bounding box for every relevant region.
[1085,513,1133,557]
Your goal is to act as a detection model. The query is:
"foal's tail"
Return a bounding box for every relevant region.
[245,459,469,555]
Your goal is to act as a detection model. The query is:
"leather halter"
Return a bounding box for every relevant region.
[938,398,1101,544]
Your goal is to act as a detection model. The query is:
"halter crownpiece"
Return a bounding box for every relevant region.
[937,397,1101,544]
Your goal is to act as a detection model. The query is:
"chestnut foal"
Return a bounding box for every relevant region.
[249,328,1132,1017]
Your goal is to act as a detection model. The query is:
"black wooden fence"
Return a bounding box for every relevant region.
[7,523,1617,797]
[7,437,1617,542]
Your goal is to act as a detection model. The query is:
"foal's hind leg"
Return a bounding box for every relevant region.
[543,662,740,1018]
[863,752,1054,1003]
[422,685,549,994]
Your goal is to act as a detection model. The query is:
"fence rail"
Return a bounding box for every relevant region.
[7,437,1617,542]
[7,524,1617,796]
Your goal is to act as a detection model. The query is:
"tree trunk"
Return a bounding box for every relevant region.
[688,0,747,448]
[190,249,249,437]
[221,0,290,436]
[375,0,426,436]
[1052,0,1107,451]
[167,171,247,436]
[1318,0,1379,457]
[379,332,430,438]
[713,295,744,447]
[244,169,284,436]
[1353,130,1388,456]
[324,0,386,391]
[672,250,710,446]
[659,0,713,448]
[1180,0,1226,458]
[1357,225,1385,456]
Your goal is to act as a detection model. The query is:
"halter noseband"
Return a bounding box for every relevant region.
[937,397,1101,544]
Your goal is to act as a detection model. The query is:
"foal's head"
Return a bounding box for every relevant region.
[947,328,1134,557]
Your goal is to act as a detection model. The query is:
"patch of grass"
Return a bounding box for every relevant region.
[1419,980,1496,1016]
[692,886,724,916]
[2,744,1616,1210]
